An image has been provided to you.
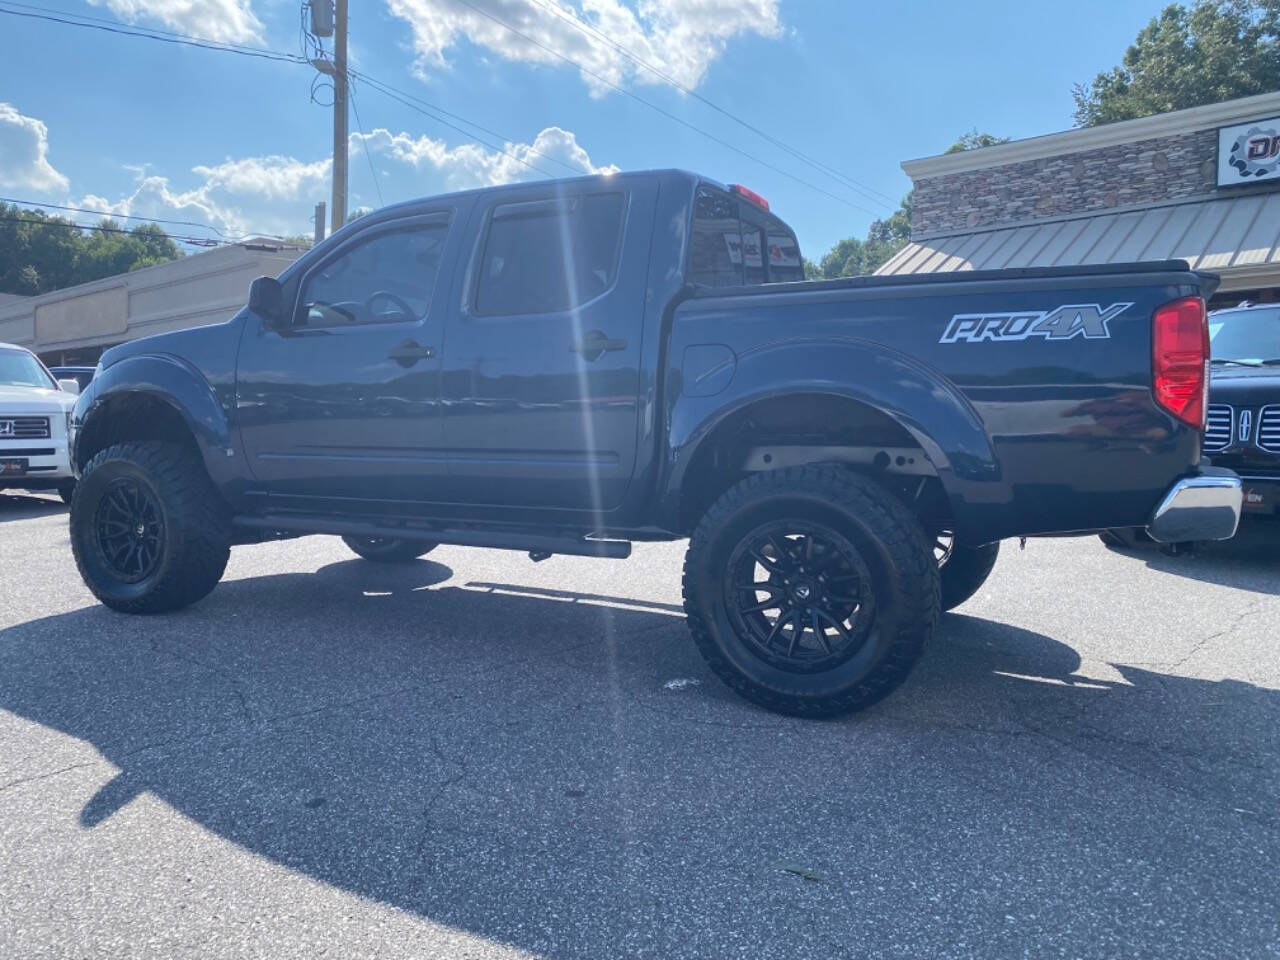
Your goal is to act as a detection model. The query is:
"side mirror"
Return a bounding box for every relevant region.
[57,378,80,396]
[248,276,286,328]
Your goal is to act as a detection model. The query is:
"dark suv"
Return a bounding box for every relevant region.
[1203,303,1280,525]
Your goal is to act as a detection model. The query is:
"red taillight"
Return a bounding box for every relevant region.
[1152,296,1209,429]
[729,183,770,211]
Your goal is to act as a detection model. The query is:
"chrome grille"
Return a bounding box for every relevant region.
[1203,404,1232,452]
[1259,405,1280,454]
[0,416,51,440]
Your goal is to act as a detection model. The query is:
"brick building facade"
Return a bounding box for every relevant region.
[879,92,1280,304]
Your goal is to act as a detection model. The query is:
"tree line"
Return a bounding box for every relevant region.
[0,202,182,297]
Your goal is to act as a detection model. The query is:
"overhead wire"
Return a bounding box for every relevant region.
[0,212,227,246]
[0,1,886,215]
[0,210,298,248]
[0,2,558,182]
[0,197,228,236]
[344,75,385,207]
[350,72,560,179]
[299,4,385,208]
[520,0,898,208]
[0,2,309,65]
[446,0,885,217]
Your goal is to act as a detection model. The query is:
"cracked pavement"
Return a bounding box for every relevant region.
[1,491,1278,959]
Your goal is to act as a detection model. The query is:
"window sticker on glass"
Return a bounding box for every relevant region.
[722,232,743,265]
[768,234,802,269]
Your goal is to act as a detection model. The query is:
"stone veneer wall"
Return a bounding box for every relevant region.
[912,128,1219,237]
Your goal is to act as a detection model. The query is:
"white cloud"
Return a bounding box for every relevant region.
[0,103,70,193]
[192,155,333,201]
[84,126,612,240]
[385,0,781,94]
[83,156,332,239]
[354,124,616,189]
[87,0,263,44]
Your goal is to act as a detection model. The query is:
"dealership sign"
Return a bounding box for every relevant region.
[1218,116,1280,187]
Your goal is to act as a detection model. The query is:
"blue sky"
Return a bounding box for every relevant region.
[0,0,1164,258]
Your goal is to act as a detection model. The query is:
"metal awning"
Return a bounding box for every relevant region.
[876,193,1280,291]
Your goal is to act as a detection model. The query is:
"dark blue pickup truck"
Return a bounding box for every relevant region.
[68,170,1242,716]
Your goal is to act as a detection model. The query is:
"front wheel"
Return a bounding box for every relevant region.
[682,466,939,718]
[70,442,231,613]
[341,535,437,563]
[57,480,76,505]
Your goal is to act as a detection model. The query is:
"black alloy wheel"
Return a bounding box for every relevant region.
[933,531,955,567]
[70,441,231,613]
[725,520,876,673]
[682,465,940,718]
[93,477,164,583]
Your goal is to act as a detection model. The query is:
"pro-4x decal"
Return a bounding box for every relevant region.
[940,303,1132,344]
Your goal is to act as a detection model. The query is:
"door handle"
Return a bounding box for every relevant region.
[570,330,628,362]
[387,339,435,366]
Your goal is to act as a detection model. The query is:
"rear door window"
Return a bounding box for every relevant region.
[474,192,626,316]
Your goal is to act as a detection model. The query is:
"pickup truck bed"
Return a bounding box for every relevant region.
[666,259,1216,542]
[67,169,1242,717]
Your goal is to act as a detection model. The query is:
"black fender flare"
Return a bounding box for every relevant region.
[73,354,234,484]
[662,336,1001,538]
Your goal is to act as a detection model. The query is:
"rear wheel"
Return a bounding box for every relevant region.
[341,535,437,563]
[935,533,1000,611]
[70,442,230,613]
[682,466,939,718]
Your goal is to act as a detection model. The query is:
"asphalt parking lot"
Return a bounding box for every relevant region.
[1,493,1278,959]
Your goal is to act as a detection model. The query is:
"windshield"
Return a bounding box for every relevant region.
[0,349,56,389]
[1208,306,1280,364]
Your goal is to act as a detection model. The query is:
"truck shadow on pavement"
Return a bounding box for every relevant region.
[2,559,1278,956]
[1102,526,1280,595]
[0,492,65,523]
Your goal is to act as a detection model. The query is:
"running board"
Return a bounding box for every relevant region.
[232,514,632,559]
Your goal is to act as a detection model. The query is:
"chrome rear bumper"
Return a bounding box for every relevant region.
[1146,469,1242,543]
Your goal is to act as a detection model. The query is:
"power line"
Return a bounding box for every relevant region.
[0,2,885,216]
[347,78,385,208]
[347,68,583,176]
[0,212,225,246]
[0,3,559,182]
[0,212,296,248]
[521,0,898,209]
[0,196,227,236]
[446,0,884,217]
[0,1,308,65]
[351,72,559,179]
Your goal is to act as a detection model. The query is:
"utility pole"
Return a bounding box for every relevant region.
[330,0,348,234]
[313,201,326,244]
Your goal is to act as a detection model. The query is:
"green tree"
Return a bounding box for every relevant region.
[946,130,1012,153]
[0,203,183,296]
[809,131,1006,279]
[1073,0,1280,126]
[810,194,913,279]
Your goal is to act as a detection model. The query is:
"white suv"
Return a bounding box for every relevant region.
[0,342,80,503]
